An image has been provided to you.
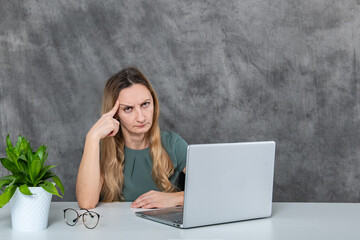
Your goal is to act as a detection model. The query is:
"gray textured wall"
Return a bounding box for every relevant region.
[1,0,359,202]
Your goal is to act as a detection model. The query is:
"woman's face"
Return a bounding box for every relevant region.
[117,84,154,137]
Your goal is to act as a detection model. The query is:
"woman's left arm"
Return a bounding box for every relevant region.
[131,167,186,209]
[131,190,184,209]
[132,134,188,209]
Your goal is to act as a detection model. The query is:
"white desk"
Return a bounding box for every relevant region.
[0,202,359,240]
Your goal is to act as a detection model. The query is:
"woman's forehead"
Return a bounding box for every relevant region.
[117,84,152,104]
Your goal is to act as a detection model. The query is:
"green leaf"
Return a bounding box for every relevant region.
[42,152,49,166]
[42,172,55,181]
[36,165,56,183]
[13,174,27,185]
[19,154,27,161]
[6,135,13,150]
[36,180,45,185]
[35,145,46,164]
[40,181,62,198]
[0,175,16,182]
[17,159,28,172]
[0,181,11,191]
[26,148,33,163]
[19,184,32,195]
[13,148,19,157]
[25,175,32,185]
[15,136,22,149]
[5,148,18,164]
[20,138,28,153]
[51,174,64,195]
[29,156,41,183]
[0,158,20,174]
[7,175,17,186]
[28,141,33,153]
[0,185,17,208]
[0,175,16,190]
[5,148,19,169]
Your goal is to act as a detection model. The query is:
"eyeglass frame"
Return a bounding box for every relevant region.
[63,208,102,229]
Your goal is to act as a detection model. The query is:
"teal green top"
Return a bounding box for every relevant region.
[122,131,188,201]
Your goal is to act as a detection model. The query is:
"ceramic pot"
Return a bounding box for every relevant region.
[10,187,52,231]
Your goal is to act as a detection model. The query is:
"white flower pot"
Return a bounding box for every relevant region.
[10,187,52,231]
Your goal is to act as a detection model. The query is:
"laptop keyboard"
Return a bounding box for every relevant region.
[156,213,183,224]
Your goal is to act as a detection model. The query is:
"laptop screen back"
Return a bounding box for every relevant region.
[182,141,275,228]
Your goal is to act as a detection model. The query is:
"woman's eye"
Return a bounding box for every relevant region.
[124,107,132,112]
[142,102,150,107]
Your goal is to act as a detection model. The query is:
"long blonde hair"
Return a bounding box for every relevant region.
[100,67,176,202]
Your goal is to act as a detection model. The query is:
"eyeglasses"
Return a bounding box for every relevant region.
[63,208,101,229]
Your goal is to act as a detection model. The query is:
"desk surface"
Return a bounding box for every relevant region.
[0,202,359,240]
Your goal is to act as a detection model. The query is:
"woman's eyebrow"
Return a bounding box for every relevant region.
[119,99,151,107]
[119,103,134,107]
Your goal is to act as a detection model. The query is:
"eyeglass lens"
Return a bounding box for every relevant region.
[83,211,99,229]
[64,209,78,226]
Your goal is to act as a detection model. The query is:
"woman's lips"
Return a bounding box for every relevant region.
[135,123,147,128]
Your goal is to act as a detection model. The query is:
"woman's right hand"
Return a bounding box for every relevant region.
[87,100,120,141]
[77,102,120,209]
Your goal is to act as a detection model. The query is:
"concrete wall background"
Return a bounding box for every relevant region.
[1,0,359,202]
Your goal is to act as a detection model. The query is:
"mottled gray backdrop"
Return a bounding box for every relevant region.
[1,0,359,202]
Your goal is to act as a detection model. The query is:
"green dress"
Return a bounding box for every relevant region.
[122,131,188,201]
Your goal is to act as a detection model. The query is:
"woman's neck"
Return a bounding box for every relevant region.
[123,132,149,150]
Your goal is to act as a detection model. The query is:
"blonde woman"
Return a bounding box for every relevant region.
[76,67,187,209]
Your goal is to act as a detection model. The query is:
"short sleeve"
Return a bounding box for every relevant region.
[173,134,188,172]
[161,131,188,184]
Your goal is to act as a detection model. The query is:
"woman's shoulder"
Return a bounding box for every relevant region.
[160,131,188,170]
[161,131,182,145]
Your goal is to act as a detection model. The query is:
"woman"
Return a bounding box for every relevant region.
[76,67,187,210]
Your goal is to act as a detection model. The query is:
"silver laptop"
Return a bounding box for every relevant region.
[135,141,276,228]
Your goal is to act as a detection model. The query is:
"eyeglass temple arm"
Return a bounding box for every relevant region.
[80,208,97,218]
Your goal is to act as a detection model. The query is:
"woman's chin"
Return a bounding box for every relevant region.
[133,127,151,134]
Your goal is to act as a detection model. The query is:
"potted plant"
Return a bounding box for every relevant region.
[0,135,64,231]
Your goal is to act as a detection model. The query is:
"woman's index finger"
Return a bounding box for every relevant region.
[108,100,120,116]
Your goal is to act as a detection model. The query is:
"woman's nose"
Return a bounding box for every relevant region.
[136,109,146,122]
